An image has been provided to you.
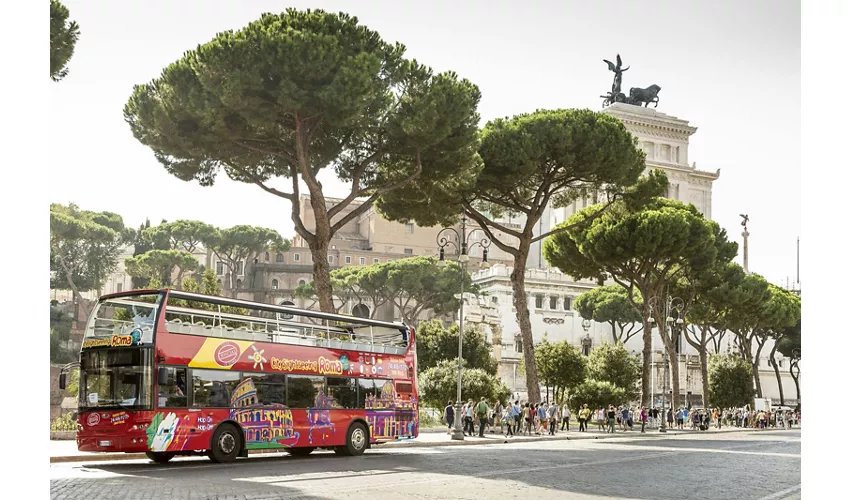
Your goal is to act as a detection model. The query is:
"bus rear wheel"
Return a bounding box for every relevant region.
[334,422,368,457]
[287,447,315,457]
[145,452,175,464]
[209,423,242,463]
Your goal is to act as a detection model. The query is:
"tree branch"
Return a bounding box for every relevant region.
[529,196,619,244]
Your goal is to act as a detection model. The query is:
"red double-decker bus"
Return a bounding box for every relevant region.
[61,289,418,463]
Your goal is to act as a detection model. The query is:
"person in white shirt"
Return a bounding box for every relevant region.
[561,404,571,431]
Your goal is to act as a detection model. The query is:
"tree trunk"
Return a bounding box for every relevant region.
[789,360,800,402]
[640,315,653,408]
[175,264,184,290]
[510,250,541,404]
[610,321,618,343]
[308,237,335,313]
[56,250,85,308]
[699,345,709,409]
[752,337,766,398]
[769,342,784,405]
[664,338,681,410]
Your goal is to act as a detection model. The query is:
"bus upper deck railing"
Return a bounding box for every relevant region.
[161,290,411,355]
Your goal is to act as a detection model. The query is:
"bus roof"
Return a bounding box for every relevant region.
[100,288,410,332]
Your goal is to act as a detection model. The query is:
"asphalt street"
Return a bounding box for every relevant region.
[50,429,801,500]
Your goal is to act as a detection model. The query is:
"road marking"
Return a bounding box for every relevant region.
[756,484,801,500]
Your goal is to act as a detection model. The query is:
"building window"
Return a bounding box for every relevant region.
[271,279,279,290]
[298,279,306,286]
[491,296,498,304]
[404,248,413,255]
[264,252,270,262]
[116,282,123,293]
[236,279,242,289]
[535,295,544,309]
[563,297,571,311]
[373,258,380,264]
[514,335,523,354]
[351,303,370,318]
[549,296,557,310]
[345,256,351,264]
[359,257,366,265]
[216,261,224,275]
[294,253,300,262]
[276,253,284,263]
[405,223,414,234]
[236,261,244,275]
[327,255,334,264]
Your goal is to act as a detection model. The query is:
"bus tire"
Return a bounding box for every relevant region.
[287,447,315,457]
[336,422,368,457]
[209,423,242,463]
[145,452,174,464]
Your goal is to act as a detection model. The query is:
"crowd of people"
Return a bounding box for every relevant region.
[442,399,801,438]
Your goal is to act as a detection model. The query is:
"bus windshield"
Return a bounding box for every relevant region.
[79,348,153,410]
[83,293,162,346]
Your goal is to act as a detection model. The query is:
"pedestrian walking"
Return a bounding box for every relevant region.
[444,400,455,434]
[463,399,475,436]
[475,397,490,437]
[640,407,647,433]
[547,402,558,435]
[607,406,616,433]
[561,403,571,431]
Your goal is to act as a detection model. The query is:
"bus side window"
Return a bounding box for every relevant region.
[158,367,187,408]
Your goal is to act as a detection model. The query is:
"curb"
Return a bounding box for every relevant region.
[49,427,796,464]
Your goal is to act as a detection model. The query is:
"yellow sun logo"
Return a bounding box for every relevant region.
[250,345,267,371]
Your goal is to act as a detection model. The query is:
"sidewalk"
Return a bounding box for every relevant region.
[50,424,796,463]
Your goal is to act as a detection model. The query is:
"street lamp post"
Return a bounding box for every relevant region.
[647,293,685,433]
[436,214,491,441]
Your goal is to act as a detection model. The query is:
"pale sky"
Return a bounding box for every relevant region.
[49,0,800,286]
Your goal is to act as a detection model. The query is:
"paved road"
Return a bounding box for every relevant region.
[50,429,800,500]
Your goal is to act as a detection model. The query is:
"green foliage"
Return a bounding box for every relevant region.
[708,354,756,408]
[67,368,80,396]
[574,286,643,343]
[776,320,801,359]
[298,257,475,322]
[164,269,253,328]
[586,342,641,400]
[567,379,628,411]
[534,336,587,393]
[415,319,497,375]
[124,9,483,312]
[125,249,199,286]
[418,409,442,427]
[50,203,129,298]
[50,328,76,364]
[50,0,80,81]
[202,225,286,295]
[545,197,719,287]
[50,412,78,432]
[50,304,73,341]
[142,220,219,253]
[418,359,510,409]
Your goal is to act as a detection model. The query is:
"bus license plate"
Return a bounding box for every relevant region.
[99,440,112,447]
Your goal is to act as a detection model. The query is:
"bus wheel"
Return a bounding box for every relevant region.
[335,422,368,457]
[145,452,175,464]
[287,447,315,457]
[209,423,242,463]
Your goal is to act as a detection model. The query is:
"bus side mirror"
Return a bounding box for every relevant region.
[158,367,169,383]
[59,373,67,390]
